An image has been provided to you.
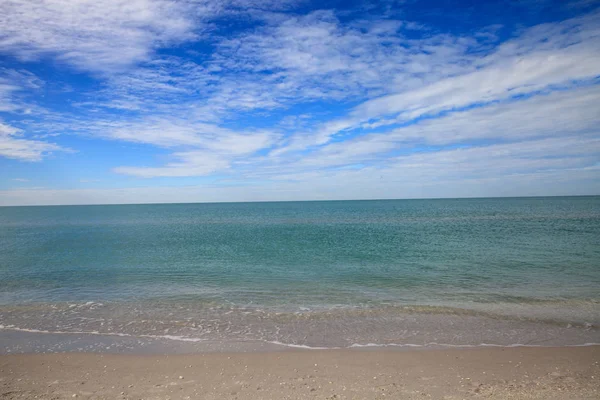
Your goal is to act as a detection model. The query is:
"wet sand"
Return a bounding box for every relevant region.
[1,346,599,399]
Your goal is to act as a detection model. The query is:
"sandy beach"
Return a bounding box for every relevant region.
[1,346,599,399]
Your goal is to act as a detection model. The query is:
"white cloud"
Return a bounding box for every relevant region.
[105,118,280,177]
[0,0,202,74]
[276,11,600,152]
[385,84,600,145]
[209,10,481,112]
[0,69,44,113]
[0,81,21,113]
[0,120,67,161]
[259,84,600,176]
[80,57,221,114]
[114,151,230,177]
[103,118,279,152]
[388,136,600,180]
[0,69,68,161]
[354,43,599,121]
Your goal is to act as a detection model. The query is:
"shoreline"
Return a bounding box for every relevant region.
[2,346,599,399]
[2,328,599,355]
[2,300,598,354]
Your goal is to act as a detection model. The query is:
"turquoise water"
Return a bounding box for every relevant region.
[1,197,599,351]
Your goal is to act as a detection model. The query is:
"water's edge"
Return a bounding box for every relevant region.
[2,301,598,354]
[3,327,600,355]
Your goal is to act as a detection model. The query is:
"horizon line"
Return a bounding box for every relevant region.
[1,194,598,208]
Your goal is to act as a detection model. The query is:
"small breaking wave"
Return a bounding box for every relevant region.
[2,324,599,352]
[0,324,206,343]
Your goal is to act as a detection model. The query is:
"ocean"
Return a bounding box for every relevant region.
[1,197,599,353]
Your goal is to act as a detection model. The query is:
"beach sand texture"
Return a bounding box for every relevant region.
[2,346,599,399]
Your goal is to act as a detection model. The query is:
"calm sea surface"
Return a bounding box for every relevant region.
[1,197,599,352]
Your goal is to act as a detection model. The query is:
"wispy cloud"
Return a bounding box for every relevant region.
[105,118,280,177]
[210,10,481,110]
[0,120,67,161]
[0,69,45,113]
[276,10,600,153]
[245,85,600,181]
[0,68,68,161]
[0,0,205,74]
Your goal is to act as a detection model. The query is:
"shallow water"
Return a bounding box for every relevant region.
[1,197,599,352]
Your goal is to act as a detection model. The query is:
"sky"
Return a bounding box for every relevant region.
[0,0,599,206]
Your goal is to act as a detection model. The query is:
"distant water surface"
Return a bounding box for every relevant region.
[1,197,599,352]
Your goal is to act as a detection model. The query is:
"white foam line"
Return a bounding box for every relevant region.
[347,342,600,349]
[0,325,205,343]
[269,341,600,350]
[266,341,340,350]
[1,325,598,349]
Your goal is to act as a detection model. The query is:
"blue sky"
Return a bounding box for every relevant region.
[0,0,599,205]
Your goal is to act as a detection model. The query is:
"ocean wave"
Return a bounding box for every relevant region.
[1,299,597,329]
[0,324,206,343]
